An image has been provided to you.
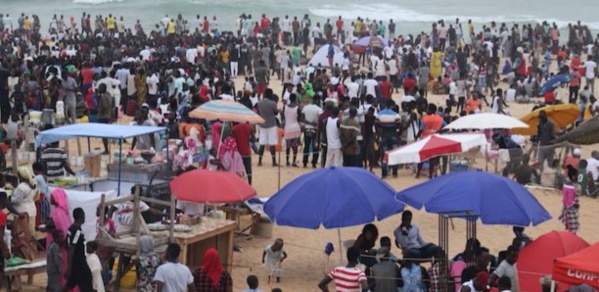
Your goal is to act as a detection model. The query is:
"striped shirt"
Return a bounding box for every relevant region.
[329,266,366,292]
[41,147,68,178]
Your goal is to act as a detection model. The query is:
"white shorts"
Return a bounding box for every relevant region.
[259,126,278,145]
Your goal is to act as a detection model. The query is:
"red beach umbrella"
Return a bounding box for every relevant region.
[170,169,256,203]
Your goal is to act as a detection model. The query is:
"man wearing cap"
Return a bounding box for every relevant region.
[460,271,490,292]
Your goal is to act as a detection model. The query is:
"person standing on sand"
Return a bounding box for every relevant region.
[324,107,343,167]
[256,89,279,167]
[560,167,580,234]
[301,95,323,168]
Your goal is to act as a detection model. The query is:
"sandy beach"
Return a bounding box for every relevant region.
[13,59,599,291]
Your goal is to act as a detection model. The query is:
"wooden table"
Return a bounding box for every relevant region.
[4,259,46,291]
[151,217,236,271]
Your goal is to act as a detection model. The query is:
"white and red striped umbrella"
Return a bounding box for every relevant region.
[385,133,488,165]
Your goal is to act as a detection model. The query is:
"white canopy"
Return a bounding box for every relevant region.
[445,113,529,130]
[386,133,488,165]
[307,44,345,68]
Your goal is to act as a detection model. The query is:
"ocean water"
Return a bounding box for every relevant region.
[1,0,597,36]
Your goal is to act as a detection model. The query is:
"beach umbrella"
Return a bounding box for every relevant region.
[169,169,256,203]
[395,170,552,226]
[444,113,529,130]
[537,74,574,96]
[375,108,401,123]
[511,103,581,136]
[264,167,404,264]
[518,231,589,292]
[553,242,599,289]
[264,167,403,229]
[353,35,389,48]
[189,100,265,124]
[554,114,599,145]
[384,133,488,165]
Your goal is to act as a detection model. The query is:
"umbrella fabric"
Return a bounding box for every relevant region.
[511,104,581,136]
[395,171,552,226]
[375,109,401,123]
[444,113,529,130]
[189,100,265,124]
[354,36,389,47]
[538,74,574,96]
[264,167,404,229]
[385,133,488,165]
[169,169,256,203]
[554,114,599,145]
[553,242,599,289]
[518,231,589,292]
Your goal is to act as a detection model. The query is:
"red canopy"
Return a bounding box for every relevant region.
[518,231,589,292]
[169,169,256,203]
[553,242,599,289]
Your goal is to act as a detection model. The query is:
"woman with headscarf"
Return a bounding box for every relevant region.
[12,166,38,233]
[43,188,72,288]
[193,248,233,292]
[136,235,161,292]
[46,188,72,248]
[218,134,247,179]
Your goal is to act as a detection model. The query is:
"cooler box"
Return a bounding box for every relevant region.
[449,160,469,173]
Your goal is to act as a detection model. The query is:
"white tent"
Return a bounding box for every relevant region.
[307,44,346,68]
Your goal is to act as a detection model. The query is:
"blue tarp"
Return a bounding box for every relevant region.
[36,123,166,145]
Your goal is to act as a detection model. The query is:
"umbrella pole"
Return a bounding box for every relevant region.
[337,229,343,265]
[278,150,281,190]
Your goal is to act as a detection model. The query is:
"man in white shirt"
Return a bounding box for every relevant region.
[154,243,196,292]
[583,56,597,93]
[346,76,360,99]
[586,151,599,181]
[301,97,324,168]
[186,47,198,65]
[490,246,519,292]
[146,72,159,99]
[363,73,378,97]
[324,107,343,167]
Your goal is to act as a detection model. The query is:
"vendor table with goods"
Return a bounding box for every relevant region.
[150,216,236,270]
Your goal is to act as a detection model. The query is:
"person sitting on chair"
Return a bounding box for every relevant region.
[394,210,443,260]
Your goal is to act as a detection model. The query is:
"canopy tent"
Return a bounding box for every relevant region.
[518,231,589,292]
[307,44,346,68]
[553,242,599,289]
[36,123,167,196]
[36,123,166,145]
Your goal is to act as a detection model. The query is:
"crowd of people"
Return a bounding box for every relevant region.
[0,8,597,291]
[319,210,525,292]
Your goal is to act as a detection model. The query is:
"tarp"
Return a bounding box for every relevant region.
[553,242,599,289]
[49,187,117,241]
[307,44,345,68]
[36,123,166,145]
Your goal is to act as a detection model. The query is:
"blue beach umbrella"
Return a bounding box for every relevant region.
[538,74,574,96]
[396,170,551,226]
[264,167,404,229]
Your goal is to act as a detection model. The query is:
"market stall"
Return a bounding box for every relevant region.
[36,123,168,196]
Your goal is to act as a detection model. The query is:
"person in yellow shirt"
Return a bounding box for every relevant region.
[106,14,116,35]
[23,16,31,32]
[167,19,176,35]
[355,19,362,36]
